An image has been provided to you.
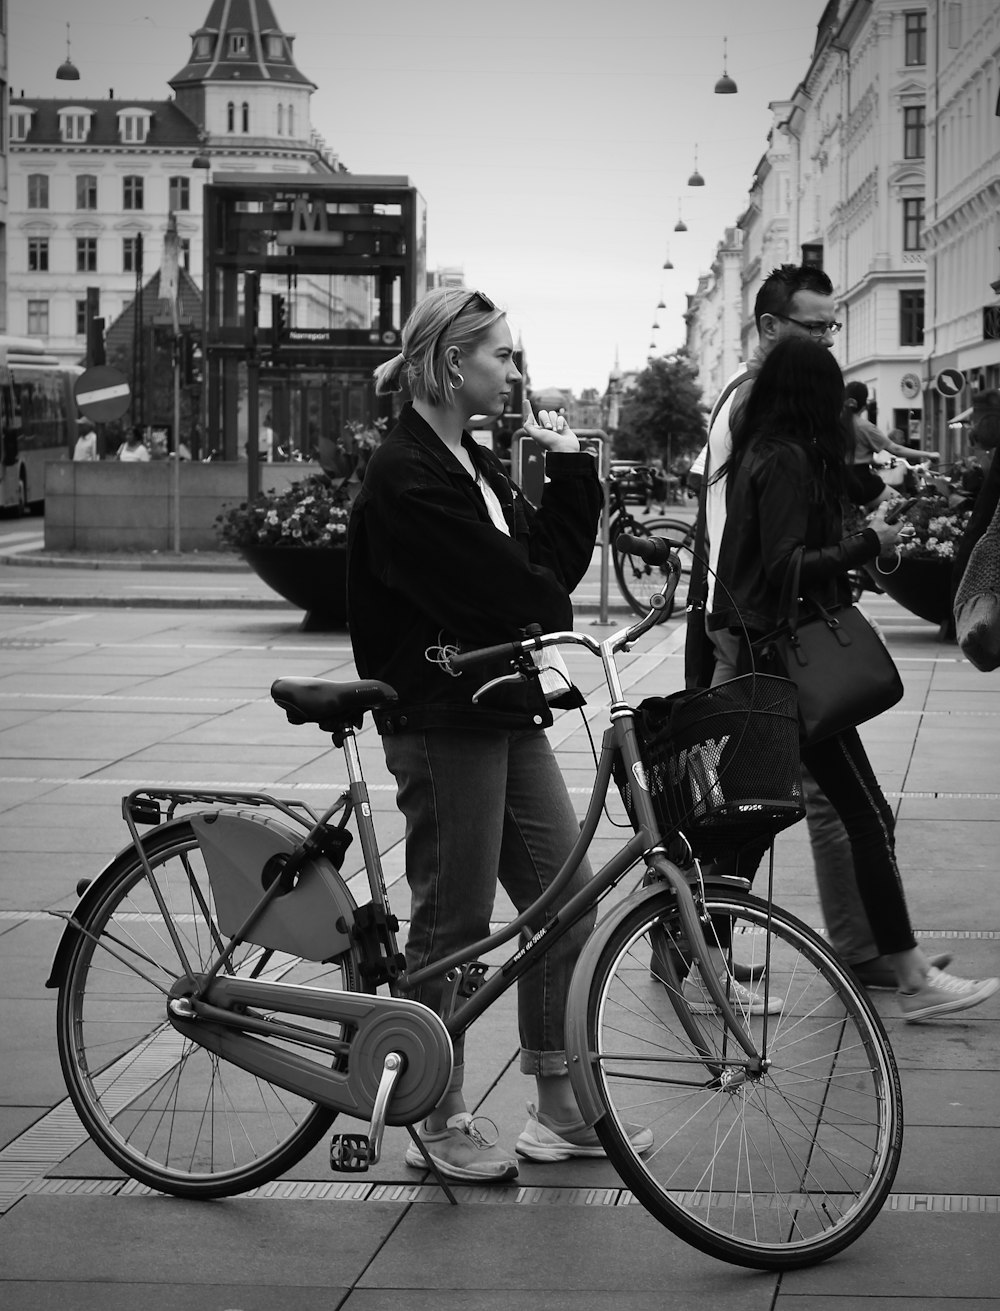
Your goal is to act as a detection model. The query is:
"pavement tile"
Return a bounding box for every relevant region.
[779,1213,1000,1298]
[0,1195,401,1288]
[358,1201,773,1299]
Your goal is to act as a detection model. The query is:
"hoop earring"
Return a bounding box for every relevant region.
[450,372,465,391]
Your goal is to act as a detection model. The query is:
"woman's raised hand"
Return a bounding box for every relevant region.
[524,409,580,453]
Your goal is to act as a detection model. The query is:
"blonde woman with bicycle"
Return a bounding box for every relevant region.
[347,287,651,1182]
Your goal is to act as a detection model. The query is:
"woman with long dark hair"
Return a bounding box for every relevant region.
[711,336,997,1021]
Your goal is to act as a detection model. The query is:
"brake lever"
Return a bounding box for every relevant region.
[471,671,528,704]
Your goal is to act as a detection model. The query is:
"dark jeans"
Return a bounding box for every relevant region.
[382,727,595,1076]
[712,726,917,957]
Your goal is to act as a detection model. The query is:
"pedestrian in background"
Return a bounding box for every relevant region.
[73,419,99,462]
[116,427,150,463]
[712,335,998,1021]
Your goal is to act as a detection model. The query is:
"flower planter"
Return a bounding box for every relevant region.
[242,545,348,631]
[867,555,952,626]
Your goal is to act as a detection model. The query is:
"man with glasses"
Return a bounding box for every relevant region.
[684,264,950,991]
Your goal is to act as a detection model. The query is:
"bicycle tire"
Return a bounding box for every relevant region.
[585,887,902,1269]
[56,819,364,1199]
[611,517,693,618]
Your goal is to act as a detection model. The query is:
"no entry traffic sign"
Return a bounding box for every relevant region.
[74,366,131,422]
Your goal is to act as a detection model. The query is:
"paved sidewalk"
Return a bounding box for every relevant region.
[0,558,998,1309]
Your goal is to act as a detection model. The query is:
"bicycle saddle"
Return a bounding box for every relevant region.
[270,677,398,731]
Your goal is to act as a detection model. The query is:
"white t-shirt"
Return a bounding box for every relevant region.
[702,364,754,610]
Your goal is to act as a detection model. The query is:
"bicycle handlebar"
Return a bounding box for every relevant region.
[615,531,685,564]
[446,640,528,673]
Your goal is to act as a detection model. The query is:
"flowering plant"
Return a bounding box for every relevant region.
[216,473,351,549]
[872,461,981,560]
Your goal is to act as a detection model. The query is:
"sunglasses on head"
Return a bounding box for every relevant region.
[434,290,498,353]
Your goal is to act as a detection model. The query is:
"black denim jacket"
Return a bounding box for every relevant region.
[347,404,602,734]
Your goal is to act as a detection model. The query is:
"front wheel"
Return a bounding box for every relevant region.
[611,517,692,617]
[56,820,364,1198]
[585,888,902,1269]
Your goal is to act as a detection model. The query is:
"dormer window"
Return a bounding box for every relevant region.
[229,31,248,56]
[10,108,33,142]
[194,33,214,59]
[117,109,152,144]
[59,107,93,143]
[265,35,284,59]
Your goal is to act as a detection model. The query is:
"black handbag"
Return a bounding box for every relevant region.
[751,547,904,744]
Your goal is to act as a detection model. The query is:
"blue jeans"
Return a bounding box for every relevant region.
[382,728,595,1077]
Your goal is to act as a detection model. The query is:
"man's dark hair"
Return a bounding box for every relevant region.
[754,264,835,331]
[844,380,869,409]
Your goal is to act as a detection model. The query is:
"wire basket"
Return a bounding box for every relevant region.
[619,674,805,858]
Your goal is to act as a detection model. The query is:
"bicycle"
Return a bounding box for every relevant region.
[607,470,695,617]
[47,542,902,1271]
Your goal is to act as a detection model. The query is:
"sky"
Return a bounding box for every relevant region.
[10,0,825,394]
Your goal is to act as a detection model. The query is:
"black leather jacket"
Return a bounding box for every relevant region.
[347,404,602,734]
[709,436,881,637]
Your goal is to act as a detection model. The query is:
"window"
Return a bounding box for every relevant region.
[27,173,49,209]
[904,12,926,66]
[76,237,97,273]
[229,32,248,55]
[947,2,962,48]
[123,236,141,272]
[60,111,91,142]
[123,175,144,210]
[180,238,191,272]
[195,33,213,58]
[801,242,824,270]
[227,101,235,132]
[287,103,294,135]
[266,35,284,58]
[168,175,190,211]
[76,299,88,336]
[76,173,98,209]
[277,103,284,135]
[900,291,925,346]
[242,101,249,133]
[28,237,49,272]
[903,197,925,251]
[10,109,31,141]
[904,105,926,159]
[27,300,49,336]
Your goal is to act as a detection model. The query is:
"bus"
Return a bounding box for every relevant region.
[0,336,83,514]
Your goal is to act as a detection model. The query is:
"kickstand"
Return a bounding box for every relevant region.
[405,1124,459,1205]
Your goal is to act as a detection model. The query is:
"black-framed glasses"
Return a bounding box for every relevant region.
[773,313,842,338]
[433,289,498,353]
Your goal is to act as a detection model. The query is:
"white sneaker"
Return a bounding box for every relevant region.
[682,971,782,1016]
[899,967,999,1023]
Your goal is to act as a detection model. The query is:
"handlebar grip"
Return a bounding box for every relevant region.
[447,640,525,673]
[616,533,675,565]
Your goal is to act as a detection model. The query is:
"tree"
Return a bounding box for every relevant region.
[615,352,708,471]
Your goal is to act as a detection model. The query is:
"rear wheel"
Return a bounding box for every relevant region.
[56,821,363,1198]
[611,517,693,617]
[586,888,902,1269]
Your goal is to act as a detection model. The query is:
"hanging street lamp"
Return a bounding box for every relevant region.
[56,23,80,80]
[687,144,705,186]
[714,37,738,94]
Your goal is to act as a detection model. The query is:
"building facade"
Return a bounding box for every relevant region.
[7,0,340,366]
[684,0,1000,455]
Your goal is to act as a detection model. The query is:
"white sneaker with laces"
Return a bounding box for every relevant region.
[404,1113,518,1182]
[682,971,782,1016]
[899,967,999,1023]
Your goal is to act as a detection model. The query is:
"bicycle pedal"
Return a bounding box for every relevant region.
[330,1133,371,1172]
